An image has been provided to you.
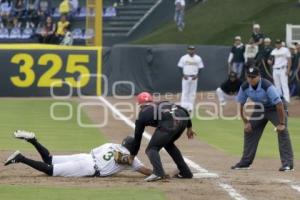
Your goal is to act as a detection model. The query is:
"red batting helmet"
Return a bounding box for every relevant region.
[137,92,153,104]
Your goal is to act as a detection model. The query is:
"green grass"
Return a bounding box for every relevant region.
[0,185,166,200]
[136,0,299,45]
[193,117,300,159]
[0,99,106,152]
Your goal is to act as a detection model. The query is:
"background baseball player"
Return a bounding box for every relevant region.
[268,39,292,103]
[129,92,196,182]
[4,130,152,177]
[231,67,294,171]
[216,72,242,106]
[228,36,245,79]
[178,45,204,112]
[255,37,273,81]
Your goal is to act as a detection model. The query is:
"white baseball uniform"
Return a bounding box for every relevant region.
[52,143,144,177]
[178,53,204,111]
[271,47,291,102]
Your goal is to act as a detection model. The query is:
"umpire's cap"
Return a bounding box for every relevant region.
[246,67,260,77]
[122,136,135,152]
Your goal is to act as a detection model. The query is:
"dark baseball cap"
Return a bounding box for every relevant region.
[246,67,260,77]
[188,45,196,50]
[275,39,282,44]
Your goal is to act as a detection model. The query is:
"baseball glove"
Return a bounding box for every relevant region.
[113,151,133,165]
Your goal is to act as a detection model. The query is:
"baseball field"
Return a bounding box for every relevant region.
[0,94,299,200]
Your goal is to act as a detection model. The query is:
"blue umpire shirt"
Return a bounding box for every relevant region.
[236,78,282,107]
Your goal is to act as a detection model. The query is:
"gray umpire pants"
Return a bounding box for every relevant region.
[240,105,294,167]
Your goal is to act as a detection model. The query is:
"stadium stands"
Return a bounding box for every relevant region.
[0,0,163,45]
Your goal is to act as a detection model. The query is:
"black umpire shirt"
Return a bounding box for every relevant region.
[130,101,192,156]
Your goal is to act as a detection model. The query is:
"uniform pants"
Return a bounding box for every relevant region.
[145,110,193,177]
[232,62,244,79]
[239,107,294,167]
[174,9,185,30]
[216,88,236,104]
[181,77,198,111]
[273,68,290,103]
[52,154,96,177]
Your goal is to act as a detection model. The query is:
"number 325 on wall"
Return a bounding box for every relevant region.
[10,53,91,88]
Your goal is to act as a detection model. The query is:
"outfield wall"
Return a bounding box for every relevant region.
[103,44,230,95]
[0,44,230,96]
[0,44,102,97]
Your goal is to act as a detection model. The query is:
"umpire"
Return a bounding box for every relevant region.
[231,67,294,171]
[129,92,195,182]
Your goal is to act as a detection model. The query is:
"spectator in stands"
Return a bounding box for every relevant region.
[216,71,242,106]
[52,14,69,44]
[228,36,245,79]
[103,6,117,17]
[249,24,264,50]
[22,21,33,38]
[59,0,71,16]
[0,21,9,38]
[255,37,273,81]
[10,16,21,38]
[69,0,79,16]
[37,16,55,43]
[174,0,185,32]
[12,0,27,18]
[0,0,12,25]
[34,0,51,22]
[60,25,73,46]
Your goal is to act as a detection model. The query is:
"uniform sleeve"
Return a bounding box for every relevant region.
[178,56,185,68]
[267,85,282,105]
[130,107,154,156]
[198,57,204,69]
[270,50,275,56]
[131,157,144,171]
[228,52,233,63]
[235,87,248,104]
[286,48,291,58]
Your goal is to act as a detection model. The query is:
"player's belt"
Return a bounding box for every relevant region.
[273,66,286,70]
[184,75,197,77]
[91,152,101,177]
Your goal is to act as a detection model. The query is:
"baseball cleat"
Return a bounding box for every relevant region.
[279,166,294,172]
[231,163,251,170]
[4,150,22,166]
[173,173,193,179]
[14,130,35,141]
[144,174,163,182]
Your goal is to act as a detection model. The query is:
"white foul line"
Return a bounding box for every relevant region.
[291,185,300,193]
[98,96,247,200]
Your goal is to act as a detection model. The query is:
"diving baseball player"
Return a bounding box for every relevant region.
[4,130,152,177]
[129,92,196,182]
[268,39,292,103]
[178,45,204,112]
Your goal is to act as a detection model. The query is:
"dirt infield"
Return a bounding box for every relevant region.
[0,94,299,200]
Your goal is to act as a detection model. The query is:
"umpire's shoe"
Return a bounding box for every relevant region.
[14,130,35,141]
[4,151,22,166]
[173,172,193,179]
[231,162,251,170]
[144,174,163,182]
[279,165,294,172]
